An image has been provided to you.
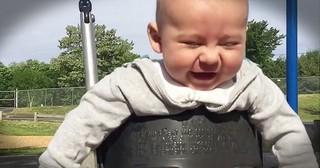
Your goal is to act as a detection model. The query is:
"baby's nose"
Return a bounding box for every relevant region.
[199,47,220,65]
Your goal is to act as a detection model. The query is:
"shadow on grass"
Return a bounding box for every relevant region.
[0,147,46,156]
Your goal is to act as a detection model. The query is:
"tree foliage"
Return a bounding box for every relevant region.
[8,60,53,90]
[269,56,286,78]
[2,21,318,92]
[95,27,139,77]
[298,49,320,76]
[51,24,139,87]
[297,50,320,94]
[0,63,11,91]
[246,20,285,77]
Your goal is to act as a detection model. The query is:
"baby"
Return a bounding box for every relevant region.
[39,0,318,167]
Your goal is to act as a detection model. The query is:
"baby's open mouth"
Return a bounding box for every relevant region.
[191,72,216,80]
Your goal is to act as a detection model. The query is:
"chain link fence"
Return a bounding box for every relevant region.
[271,76,320,94]
[0,91,15,107]
[16,87,86,108]
[0,76,319,108]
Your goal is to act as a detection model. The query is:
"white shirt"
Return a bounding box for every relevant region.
[154,61,235,107]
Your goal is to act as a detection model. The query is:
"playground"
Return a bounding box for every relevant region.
[0,0,319,167]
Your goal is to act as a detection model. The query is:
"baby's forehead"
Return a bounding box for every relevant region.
[156,0,249,22]
[157,0,248,13]
[157,0,248,5]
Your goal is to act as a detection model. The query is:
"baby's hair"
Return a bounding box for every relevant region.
[155,0,162,24]
[155,0,249,26]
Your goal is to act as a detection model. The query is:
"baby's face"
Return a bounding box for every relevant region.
[157,0,248,91]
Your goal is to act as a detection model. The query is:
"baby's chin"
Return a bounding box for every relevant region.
[187,83,216,91]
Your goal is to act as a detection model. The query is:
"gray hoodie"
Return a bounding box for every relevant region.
[39,58,318,168]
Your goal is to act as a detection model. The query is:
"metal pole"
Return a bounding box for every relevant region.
[79,0,98,90]
[79,0,98,167]
[286,0,298,113]
[15,88,18,108]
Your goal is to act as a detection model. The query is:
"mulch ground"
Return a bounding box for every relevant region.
[0,135,52,149]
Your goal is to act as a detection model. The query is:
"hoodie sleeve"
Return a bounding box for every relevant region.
[249,73,318,168]
[38,69,133,168]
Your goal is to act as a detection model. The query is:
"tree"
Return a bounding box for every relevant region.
[298,49,320,94]
[269,56,286,78]
[8,60,53,90]
[0,63,15,107]
[95,27,139,77]
[246,20,285,77]
[51,24,139,87]
[0,63,11,91]
[298,49,320,76]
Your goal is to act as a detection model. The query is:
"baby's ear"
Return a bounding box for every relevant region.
[147,22,162,53]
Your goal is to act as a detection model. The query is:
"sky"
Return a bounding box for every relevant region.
[0,0,319,66]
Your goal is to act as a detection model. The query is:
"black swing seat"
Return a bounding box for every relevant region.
[96,105,263,168]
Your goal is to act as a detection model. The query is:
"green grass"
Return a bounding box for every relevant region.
[9,94,320,122]
[1,94,319,137]
[1,94,318,155]
[298,94,320,122]
[0,120,60,136]
[0,121,60,156]
[0,147,46,156]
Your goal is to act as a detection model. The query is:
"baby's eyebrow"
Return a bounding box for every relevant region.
[176,32,203,40]
[220,34,243,41]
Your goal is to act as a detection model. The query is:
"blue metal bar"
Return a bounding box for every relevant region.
[286,0,298,113]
